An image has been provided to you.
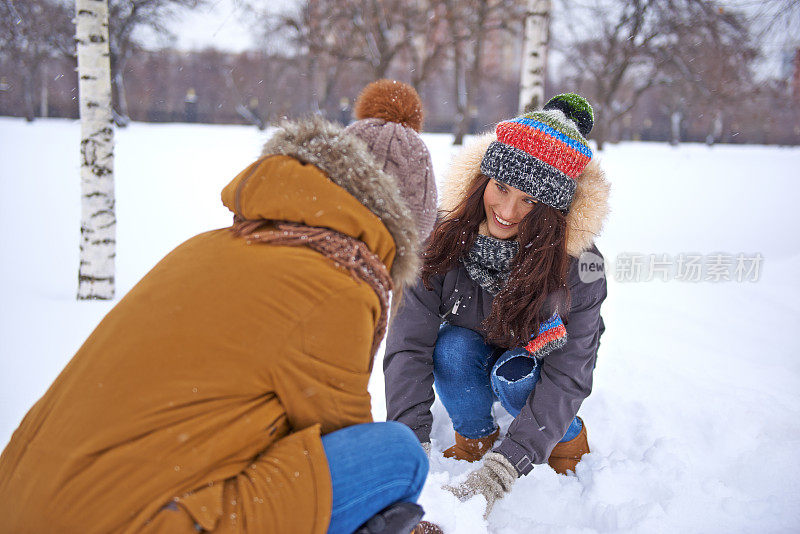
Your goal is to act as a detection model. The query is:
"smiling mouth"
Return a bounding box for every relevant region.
[493,211,516,228]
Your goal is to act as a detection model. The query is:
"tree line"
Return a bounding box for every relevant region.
[1,0,798,146]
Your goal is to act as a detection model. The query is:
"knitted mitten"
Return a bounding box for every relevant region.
[444,452,517,518]
[421,442,431,456]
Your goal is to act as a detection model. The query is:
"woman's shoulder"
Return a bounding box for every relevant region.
[566,243,608,304]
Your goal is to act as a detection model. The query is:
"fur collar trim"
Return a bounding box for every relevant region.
[261,116,420,288]
[439,132,610,258]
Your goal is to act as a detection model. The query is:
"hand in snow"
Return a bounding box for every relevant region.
[443,452,517,519]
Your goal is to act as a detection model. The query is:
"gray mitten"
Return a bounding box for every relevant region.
[443,452,517,518]
[421,442,431,456]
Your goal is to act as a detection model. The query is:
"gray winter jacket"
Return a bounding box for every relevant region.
[383,132,611,476]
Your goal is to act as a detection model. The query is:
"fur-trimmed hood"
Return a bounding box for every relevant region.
[258,116,420,288]
[439,132,610,258]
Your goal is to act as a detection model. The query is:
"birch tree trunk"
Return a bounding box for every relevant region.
[76,0,116,300]
[518,0,551,113]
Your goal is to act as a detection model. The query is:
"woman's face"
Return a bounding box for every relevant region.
[482,177,538,239]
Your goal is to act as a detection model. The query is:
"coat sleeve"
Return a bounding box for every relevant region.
[383,275,445,443]
[494,271,607,476]
[275,284,378,436]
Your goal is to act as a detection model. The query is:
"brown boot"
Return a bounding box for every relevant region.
[412,520,444,534]
[442,428,500,462]
[547,417,590,475]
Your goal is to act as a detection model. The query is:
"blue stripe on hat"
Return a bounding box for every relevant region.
[509,117,593,158]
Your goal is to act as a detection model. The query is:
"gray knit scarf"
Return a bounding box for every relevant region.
[461,234,519,295]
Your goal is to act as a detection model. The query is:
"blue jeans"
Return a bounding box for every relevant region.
[322,421,428,534]
[432,324,582,441]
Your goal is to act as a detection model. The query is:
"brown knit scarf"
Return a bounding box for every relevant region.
[231,216,392,359]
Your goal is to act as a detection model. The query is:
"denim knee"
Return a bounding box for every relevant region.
[433,324,494,378]
[323,422,429,534]
[380,421,429,500]
[490,349,541,417]
[495,353,537,381]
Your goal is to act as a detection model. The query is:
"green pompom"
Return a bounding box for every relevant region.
[543,93,594,137]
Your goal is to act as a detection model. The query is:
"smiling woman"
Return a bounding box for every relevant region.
[483,178,540,239]
[384,93,611,520]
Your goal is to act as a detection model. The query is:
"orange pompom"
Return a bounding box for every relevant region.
[353,79,424,132]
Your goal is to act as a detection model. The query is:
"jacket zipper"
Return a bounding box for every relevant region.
[441,295,463,320]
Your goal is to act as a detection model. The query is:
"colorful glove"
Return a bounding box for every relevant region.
[443,452,517,518]
[525,311,567,359]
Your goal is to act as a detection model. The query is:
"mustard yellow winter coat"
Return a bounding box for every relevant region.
[0,118,419,534]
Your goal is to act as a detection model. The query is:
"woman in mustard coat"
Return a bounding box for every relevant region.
[0,81,438,534]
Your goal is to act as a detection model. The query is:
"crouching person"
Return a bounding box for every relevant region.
[384,94,610,520]
[0,80,438,534]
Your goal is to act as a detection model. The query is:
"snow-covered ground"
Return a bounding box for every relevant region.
[1,117,799,532]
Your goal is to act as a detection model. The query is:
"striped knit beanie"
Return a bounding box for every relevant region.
[480,93,594,211]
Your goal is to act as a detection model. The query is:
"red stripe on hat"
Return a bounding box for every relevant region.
[496,121,590,178]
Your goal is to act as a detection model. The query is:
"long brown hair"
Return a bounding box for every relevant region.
[421,174,571,349]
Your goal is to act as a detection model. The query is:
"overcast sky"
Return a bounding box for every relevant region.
[154,0,791,79]
[138,0,294,52]
[172,0,254,51]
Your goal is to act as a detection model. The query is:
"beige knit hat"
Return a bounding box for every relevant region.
[343,80,438,240]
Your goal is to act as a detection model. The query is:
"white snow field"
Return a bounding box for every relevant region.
[1,117,799,533]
